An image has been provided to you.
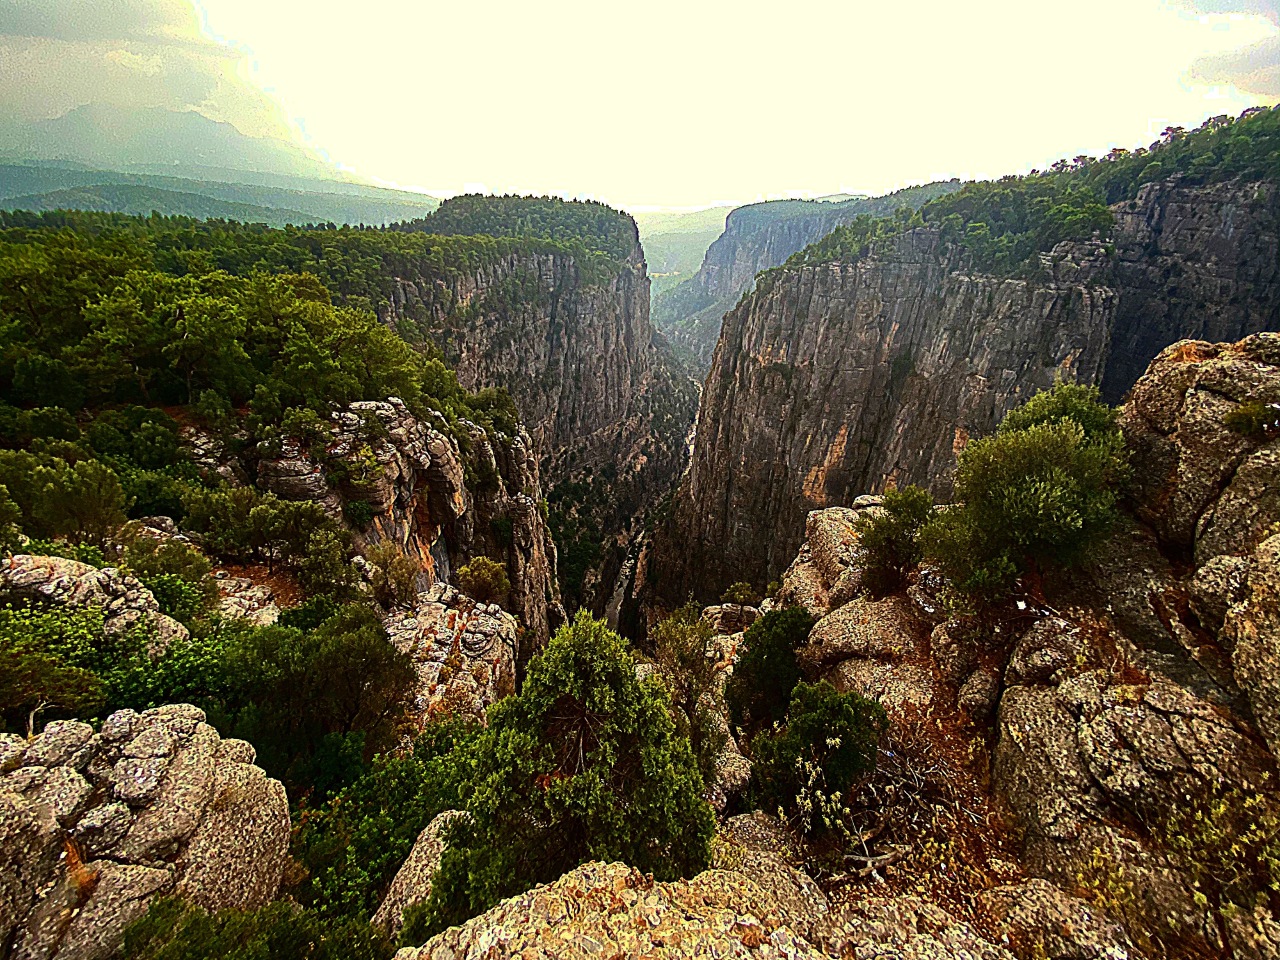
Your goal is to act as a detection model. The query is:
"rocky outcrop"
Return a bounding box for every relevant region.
[651,228,1115,603]
[205,396,560,646]
[393,814,1015,960]
[0,705,289,960]
[1120,334,1280,564]
[384,582,518,727]
[652,183,963,369]
[0,554,188,649]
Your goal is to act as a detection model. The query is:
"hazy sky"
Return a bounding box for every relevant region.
[3,0,1279,208]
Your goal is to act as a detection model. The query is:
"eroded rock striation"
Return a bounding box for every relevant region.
[0,706,289,960]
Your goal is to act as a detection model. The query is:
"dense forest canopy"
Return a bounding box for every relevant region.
[392,193,638,263]
[784,105,1280,276]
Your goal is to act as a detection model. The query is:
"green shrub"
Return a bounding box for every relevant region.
[365,541,419,609]
[1225,400,1280,440]
[21,538,107,567]
[751,680,887,838]
[417,612,714,938]
[724,607,815,739]
[122,897,392,960]
[920,383,1127,598]
[295,718,480,921]
[343,500,377,529]
[456,556,511,607]
[721,581,762,606]
[122,533,218,623]
[854,486,934,596]
[650,603,727,785]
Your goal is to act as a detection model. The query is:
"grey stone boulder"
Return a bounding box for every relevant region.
[0,554,189,650]
[373,810,468,938]
[1,704,290,960]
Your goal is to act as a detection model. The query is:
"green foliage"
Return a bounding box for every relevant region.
[0,450,130,545]
[1159,779,1280,921]
[750,681,887,838]
[21,538,107,567]
[721,581,762,606]
[650,603,727,785]
[0,604,144,732]
[399,194,637,264]
[920,383,1128,598]
[212,604,415,797]
[854,486,934,597]
[1226,400,1280,440]
[121,531,218,624]
[724,607,815,740]
[418,613,714,937]
[122,897,392,960]
[365,541,419,609]
[456,556,511,607]
[294,718,480,921]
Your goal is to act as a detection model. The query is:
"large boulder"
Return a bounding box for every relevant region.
[0,705,289,960]
[0,554,188,649]
[1120,333,1280,565]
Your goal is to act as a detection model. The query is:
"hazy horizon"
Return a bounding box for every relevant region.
[2,0,1279,209]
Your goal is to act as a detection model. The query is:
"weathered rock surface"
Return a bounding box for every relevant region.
[381,230,699,617]
[0,705,288,960]
[384,582,518,727]
[652,183,963,369]
[1226,534,1280,758]
[1121,333,1280,565]
[978,878,1134,960]
[0,554,188,649]
[1101,177,1280,402]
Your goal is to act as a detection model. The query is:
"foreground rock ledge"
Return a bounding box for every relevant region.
[0,705,289,960]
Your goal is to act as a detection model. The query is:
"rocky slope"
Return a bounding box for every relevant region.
[755,333,1280,957]
[652,183,963,369]
[187,397,561,648]
[1,706,289,960]
[652,176,1280,605]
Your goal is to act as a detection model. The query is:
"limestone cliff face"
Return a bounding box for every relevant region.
[653,177,1280,605]
[653,184,963,369]
[1101,177,1280,400]
[651,228,1115,602]
[251,399,560,645]
[381,234,698,615]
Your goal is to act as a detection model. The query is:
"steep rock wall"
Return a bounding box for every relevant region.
[1101,178,1280,400]
[651,229,1115,603]
[382,237,698,616]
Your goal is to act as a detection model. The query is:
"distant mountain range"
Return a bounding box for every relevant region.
[0,105,440,226]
